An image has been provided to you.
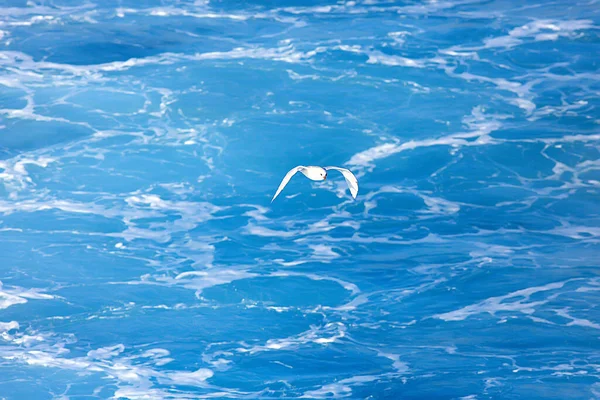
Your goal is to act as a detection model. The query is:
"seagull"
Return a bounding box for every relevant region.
[271,166,359,202]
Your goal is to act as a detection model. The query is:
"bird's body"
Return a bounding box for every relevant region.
[271,165,359,202]
[299,166,328,181]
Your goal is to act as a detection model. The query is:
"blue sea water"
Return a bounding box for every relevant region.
[1,0,599,398]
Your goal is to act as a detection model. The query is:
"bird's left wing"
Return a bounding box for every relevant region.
[324,166,359,199]
[272,166,304,202]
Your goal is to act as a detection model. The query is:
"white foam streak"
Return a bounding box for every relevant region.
[160,368,214,386]
[0,282,55,310]
[245,225,296,238]
[449,19,595,51]
[2,333,218,398]
[275,271,360,295]
[301,375,379,398]
[0,156,56,195]
[365,185,460,215]
[528,100,588,121]
[377,351,410,373]
[348,106,502,168]
[117,6,248,21]
[366,51,424,68]
[0,44,318,79]
[88,344,125,359]
[435,281,569,321]
[447,71,537,114]
[174,269,257,294]
[0,321,19,334]
[309,244,340,261]
[555,308,600,330]
[238,322,346,354]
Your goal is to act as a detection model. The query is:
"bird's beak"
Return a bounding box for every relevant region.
[324,175,327,180]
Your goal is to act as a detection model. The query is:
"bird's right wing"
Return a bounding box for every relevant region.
[271,166,304,202]
[324,166,359,199]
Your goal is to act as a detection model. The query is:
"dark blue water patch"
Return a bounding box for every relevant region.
[568,41,600,73]
[452,204,548,232]
[371,361,500,399]
[550,112,600,131]
[0,233,147,284]
[8,33,150,65]
[562,141,600,165]
[532,82,588,111]
[0,87,28,110]
[211,344,388,394]
[0,119,93,157]
[373,146,458,182]
[41,152,187,195]
[474,320,597,354]
[52,41,158,65]
[373,42,441,65]
[352,219,429,241]
[194,17,291,42]
[484,141,556,179]
[0,367,108,400]
[77,131,146,149]
[201,275,352,307]
[211,0,337,10]
[420,219,479,236]
[53,302,326,353]
[505,44,581,70]
[274,71,402,112]
[42,104,120,131]
[461,57,528,83]
[0,211,126,235]
[537,77,600,107]
[209,238,274,265]
[56,146,213,192]
[7,22,189,65]
[495,210,561,231]
[0,291,74,323]
[508,228,595,250]
[579,168,600,183]
[342,260,429,292]
[0,0,30,6]
[423,15,513,46]
[172,64,306,118]
[542,143,590,168]
[532,247,600,271]
[55,282,199,314]
[66,89,147,114]
[545,190,600,219]
[308,44,372,66]
[510,378,598,400]
[427,149,526,190]
[371,191,427,214]
[294,13,404,41]
[96,0,173,7]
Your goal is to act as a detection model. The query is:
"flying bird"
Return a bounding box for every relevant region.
[271,166,359,202]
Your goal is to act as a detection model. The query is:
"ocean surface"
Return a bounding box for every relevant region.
[1,0,599,399]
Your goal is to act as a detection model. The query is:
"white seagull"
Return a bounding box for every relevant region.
[271,166,359,202]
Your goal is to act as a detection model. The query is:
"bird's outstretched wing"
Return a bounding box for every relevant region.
[324,166,359,199]
[272,166,304,202]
